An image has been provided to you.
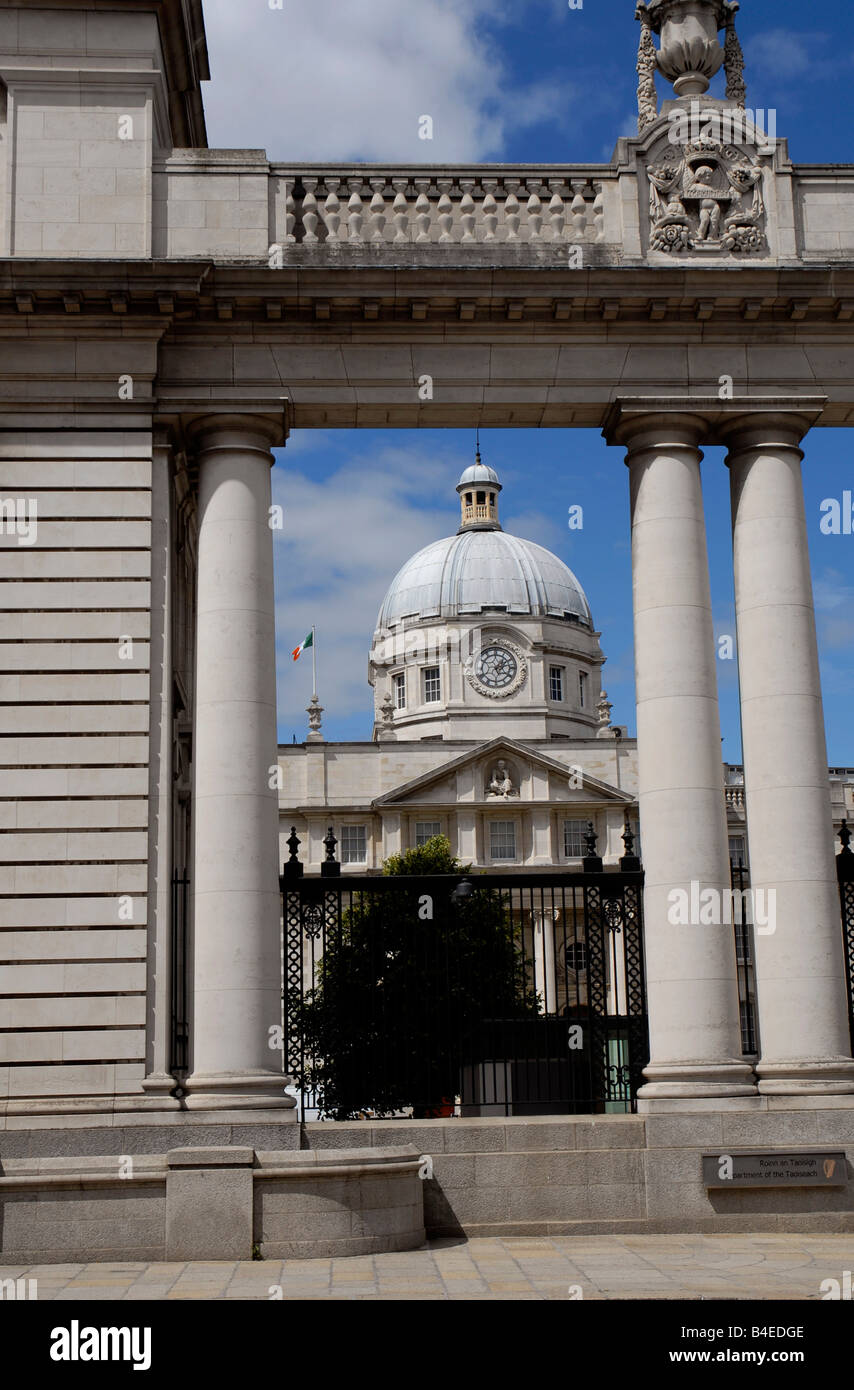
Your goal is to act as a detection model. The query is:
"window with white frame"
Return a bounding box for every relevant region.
[393,673,406,709]
[423,666,441,703]
[549,665,564,701]
[490,820,517,861]
[415,821,441,848]
[340,825,367,864]
[563,818,588,858]
[729,835,746,866]
[578,671,588,708]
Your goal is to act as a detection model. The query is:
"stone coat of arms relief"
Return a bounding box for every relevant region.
[647,136,766,255]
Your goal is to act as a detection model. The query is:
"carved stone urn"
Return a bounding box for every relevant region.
[638,0,730,97]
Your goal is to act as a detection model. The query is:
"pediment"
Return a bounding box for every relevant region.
[373,736,632,808]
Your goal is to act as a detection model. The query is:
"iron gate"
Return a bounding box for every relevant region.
[837,821,854,1052]
[282,852,648,1122]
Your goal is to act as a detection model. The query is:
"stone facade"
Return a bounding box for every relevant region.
[0,0,851,1144]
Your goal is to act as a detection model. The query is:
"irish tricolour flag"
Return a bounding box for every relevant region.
[292,630,313,662]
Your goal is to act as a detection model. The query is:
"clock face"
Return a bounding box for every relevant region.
[475,645,518,690]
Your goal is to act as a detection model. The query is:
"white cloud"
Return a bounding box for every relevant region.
[200,0,568,161]
[273,443,459,737]
[744,29,826,80]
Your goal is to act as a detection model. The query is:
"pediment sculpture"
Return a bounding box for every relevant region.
[648,138,765,255]
[486,760,518,799]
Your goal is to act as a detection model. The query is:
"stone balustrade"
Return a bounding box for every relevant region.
[147,149,854,267]
[274,167,607,250]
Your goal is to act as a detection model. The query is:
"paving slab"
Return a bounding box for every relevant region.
[3,1234,852,1300]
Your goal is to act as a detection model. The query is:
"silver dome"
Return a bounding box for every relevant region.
[457,462,501,489]
[376,530,592,629]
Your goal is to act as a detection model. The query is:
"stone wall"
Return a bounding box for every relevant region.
[0,1143,424,1262]
[0,432,155,1115]
[306,1111,854,1237]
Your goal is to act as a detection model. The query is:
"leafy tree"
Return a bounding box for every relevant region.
[297,836,539,1119]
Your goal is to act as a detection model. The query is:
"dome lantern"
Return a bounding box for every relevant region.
[456,439,502,532]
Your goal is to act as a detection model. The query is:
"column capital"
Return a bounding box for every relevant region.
[603,399,708,450]
[604,396,828,451]
[184,410,288,461]
[716,398,827,456]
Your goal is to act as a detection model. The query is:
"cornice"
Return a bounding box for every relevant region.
[0,261,852,330]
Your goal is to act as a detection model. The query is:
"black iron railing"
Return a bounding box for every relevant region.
[836,821,854,1052]
[171,870,190,1076]
[282,831,648,1123]
[731,857,758,1057]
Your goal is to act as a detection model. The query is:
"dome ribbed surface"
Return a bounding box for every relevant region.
[376,531,591,628]
[457,462,501,488]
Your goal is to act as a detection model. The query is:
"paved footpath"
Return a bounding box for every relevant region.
[2,1234,853,1300]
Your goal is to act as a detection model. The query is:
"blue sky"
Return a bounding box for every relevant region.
[198,0,854,759]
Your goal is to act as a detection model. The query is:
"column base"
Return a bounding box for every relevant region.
[756,1059,854,1096]
[182,1070,298,1112]
[140,1072,182,1103]
[638,1059,757,1101]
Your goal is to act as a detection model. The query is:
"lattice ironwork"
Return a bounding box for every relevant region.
[837,829,854,1053]
[282,865,648,1121]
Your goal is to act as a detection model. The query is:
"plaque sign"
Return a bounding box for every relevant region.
[702,1151,848,1189]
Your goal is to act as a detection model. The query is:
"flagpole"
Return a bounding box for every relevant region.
[311,625,317,696]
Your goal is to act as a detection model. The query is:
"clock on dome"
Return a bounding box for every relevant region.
[465,637,528,700]
[475,645,517,689]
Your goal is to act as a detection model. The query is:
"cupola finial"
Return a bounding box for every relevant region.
[456,440,502,533]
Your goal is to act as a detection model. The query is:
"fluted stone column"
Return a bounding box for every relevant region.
[184,414,293,1112]
[606,406,754,1103]
[725,412,854,1095]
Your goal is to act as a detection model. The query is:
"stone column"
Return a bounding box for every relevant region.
[724,412,854,1095]
[183,414,293,1112]
[606,406,754,1102]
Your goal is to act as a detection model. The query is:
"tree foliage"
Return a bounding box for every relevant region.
[296,837,539,1119]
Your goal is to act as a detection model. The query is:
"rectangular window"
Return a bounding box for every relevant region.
[490,821,517,861]
[340,825,367,864]
[393,673,406,709]
[549,666,564,701]
[563,818,588,858]
[579,671,588,708]
[423,666,441,703]
[415,821,441,848]
[729,835,746,866]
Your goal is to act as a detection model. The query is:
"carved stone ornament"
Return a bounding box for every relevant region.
[647,137,765,256]
[724,5,747,107]
[464,636,528,700]
[486,759,518,799]
[636,13,659,134]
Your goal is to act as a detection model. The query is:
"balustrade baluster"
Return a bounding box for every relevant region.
[437,180,454,242]
[302,178,319,243]
[392,179,410,242]
[504,182,521,240]
[548,182,566,242]
[482,181,498,241]
[369,179,387,242]
[347,180,364,243]
[460,181,476,242]
[592,184,605,242]
[322,178,341,242]
[526,184,543,242]
[414,181,432,242]
[571,183,588,237]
